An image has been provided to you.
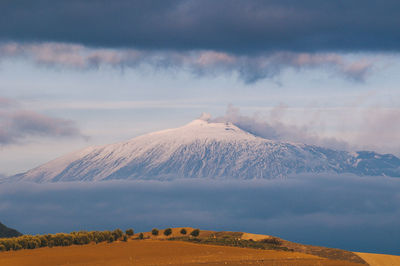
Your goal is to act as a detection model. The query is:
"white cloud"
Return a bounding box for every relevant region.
[0,97,86,145]
[213,105,350,150]
[212,105,400,156]
[0,42,374,83]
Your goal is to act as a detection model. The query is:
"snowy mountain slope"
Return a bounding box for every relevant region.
[10,117,400,182]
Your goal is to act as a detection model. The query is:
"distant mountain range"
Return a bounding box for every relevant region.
[8,117,400,182]
[0,222,22,238]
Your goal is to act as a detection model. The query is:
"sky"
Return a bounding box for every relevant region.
[1,1,400,175]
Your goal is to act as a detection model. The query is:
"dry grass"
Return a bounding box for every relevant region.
[355,252,400,266]
[2,227,396,265]
[241,232,272,241]
[0,239,365,266]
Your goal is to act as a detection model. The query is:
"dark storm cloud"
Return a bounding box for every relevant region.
[0,175,399,255]
[0,97,86,145]
[0,0,400,53]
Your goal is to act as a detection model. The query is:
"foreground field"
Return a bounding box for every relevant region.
[1,227,399,265]
[0,239,365,266]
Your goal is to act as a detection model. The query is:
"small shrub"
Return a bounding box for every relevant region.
[48,240,55,248]
[138,233,144,239]
[13,244,22,250]
[39,236,48,247]
[163,228,172,236]
[151,228,159,236]
[180,228,187,235]
[108,236,114,243]
[190,229,200,237]
[122,235,128,242]
[0,244,6,252]
[112,229,124,240]
[125,229,134,236]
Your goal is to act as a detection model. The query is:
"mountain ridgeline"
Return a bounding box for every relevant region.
[9,118,400,182]
[0,222,22,238]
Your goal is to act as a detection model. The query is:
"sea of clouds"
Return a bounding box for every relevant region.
[1,174,399,255]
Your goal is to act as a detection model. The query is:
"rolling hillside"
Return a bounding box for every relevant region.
[2,227,398,265]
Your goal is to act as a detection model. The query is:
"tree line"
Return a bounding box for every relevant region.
[0,227,200,252]
[0,229,128,252]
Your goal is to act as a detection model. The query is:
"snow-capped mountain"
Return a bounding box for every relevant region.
[10,117,400,182]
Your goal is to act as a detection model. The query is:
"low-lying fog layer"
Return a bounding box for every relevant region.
[0,174,399,255]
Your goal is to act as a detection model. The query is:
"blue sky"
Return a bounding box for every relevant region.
[1,1,400,175]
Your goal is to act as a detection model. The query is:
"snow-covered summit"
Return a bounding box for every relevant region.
[10,118,400,182]
[144,117,259,142]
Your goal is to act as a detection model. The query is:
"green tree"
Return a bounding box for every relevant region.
[163,228,172,236]
[151,228,159,236]
[180,228,187,235]
[39,235,48,247]
[125,229,134,236]
[13,243,22,250]
[190,229,200,237]
[112,229,124,240]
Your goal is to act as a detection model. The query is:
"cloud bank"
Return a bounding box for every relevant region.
[0,42,372,82]
[0,97,85,145]
[1,1,400,54]
[212,105,400,156]
[213,105,350,150]
[0,175,399,255]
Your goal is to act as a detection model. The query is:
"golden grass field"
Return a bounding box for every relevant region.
[355,252,400,266]
[0,227,398,266]
[0,239,366,266]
